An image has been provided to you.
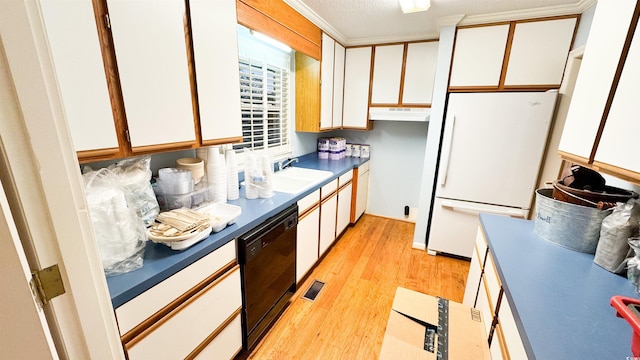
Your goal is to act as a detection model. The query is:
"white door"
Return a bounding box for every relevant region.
[437,91,557,208]
[342,47,372,129]
[320,33,335,130]
[107,0,196,149]
[0,183,58,359]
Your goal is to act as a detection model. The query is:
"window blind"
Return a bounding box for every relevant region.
[235,55,290,157]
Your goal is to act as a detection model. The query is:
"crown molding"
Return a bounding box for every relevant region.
[283,0,597,46]
[345,32,440,46]
[284,0,348,45]
[459,0,596,27]
[437,14,466,29]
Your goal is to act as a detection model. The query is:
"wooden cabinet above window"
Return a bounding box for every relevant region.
[236,0,321,59]
[450,16,579,91]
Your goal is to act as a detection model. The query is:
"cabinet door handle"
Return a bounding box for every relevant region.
[441,200,526,218]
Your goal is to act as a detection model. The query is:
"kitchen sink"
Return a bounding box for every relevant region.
[272,167,333,194]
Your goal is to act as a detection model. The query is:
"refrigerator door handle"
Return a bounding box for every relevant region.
[441,200,526,218]
[439,115,455,187]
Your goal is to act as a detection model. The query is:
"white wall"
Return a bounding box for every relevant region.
[325,121,428,220]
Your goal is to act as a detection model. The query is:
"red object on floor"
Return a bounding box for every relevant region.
[611,296,640,357]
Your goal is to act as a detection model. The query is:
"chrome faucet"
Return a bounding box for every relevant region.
[278,157,299,171]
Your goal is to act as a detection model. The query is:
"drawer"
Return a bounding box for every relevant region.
[462,243,483,308]
[484,252,502,312]
[338,169,353,186]
[476,275,493,338]
[125,267,241,359]
[116,241,236,335]
[298,189,320,214]
[321,179,339,199]
[192,313,242,360]
[475,228,489,267]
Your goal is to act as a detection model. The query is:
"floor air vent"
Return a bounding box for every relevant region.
[302,280,325,301]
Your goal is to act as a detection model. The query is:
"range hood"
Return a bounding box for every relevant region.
[368,107,430,122]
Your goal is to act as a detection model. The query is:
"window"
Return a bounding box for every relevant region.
[235,56,290,157]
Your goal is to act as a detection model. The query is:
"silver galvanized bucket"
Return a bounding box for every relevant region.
[534,188,612,253]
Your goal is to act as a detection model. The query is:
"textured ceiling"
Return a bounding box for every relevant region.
[285,0,595,45]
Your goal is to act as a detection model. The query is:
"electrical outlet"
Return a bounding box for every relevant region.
[406,207,418,223]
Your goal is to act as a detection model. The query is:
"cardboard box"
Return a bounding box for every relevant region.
[380,287,490,359]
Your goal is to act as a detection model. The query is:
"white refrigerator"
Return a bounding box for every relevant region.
[427,91,558,258]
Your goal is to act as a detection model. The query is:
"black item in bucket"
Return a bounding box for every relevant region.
[561,165,606,191]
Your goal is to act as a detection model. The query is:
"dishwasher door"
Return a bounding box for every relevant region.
[238,204,297,350]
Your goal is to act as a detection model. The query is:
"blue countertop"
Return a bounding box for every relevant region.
[106,153,368,308]
[480,213,638,360]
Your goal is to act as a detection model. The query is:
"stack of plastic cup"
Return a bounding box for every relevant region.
[205,146,227,203]
[259,152,274,198]
[225,148,239,200]
[244,152,258,199]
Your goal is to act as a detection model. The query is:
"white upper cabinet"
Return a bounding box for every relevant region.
[371,44,404,104]
[39,0,117,154]
[595,16,640,174]
[342,46,372,129]
[107,0,195,149]
[189,0,242,143]
[450,25,510,88]
[559,0,637,161]
[504,18,577,86]
[320,33,336,130]
[403,41,439,105]
[332,42,346,128]
[320,33,345,130]
[451,17,576,89]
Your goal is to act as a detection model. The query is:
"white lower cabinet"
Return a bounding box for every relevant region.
[351,161,370,224]
[463,227,529,359]
[490,323,506,360]
[476,275,493,337]
[319,179,339,257]
[336,171,353,237]
[498,296,528,360]
[462,243,482,308]
[297,190,321,283]
[193,313,242,360]
[116,241,242,360]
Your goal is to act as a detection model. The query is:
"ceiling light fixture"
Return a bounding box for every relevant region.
[399,0,431,14]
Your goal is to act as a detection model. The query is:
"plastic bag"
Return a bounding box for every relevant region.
[628,238,640,292]
[594,199,640,274]
[83,167,147,276]
[108,156,160,227]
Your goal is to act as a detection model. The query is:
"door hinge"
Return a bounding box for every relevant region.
[104,14,111,29]
[125,129,130,143]
[30,264,65,307]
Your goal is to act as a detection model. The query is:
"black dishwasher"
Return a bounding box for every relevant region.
[238,204,297,350]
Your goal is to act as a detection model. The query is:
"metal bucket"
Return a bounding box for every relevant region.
[534,188,612,253]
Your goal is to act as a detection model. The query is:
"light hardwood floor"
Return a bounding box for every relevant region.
[239,214,470,360]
